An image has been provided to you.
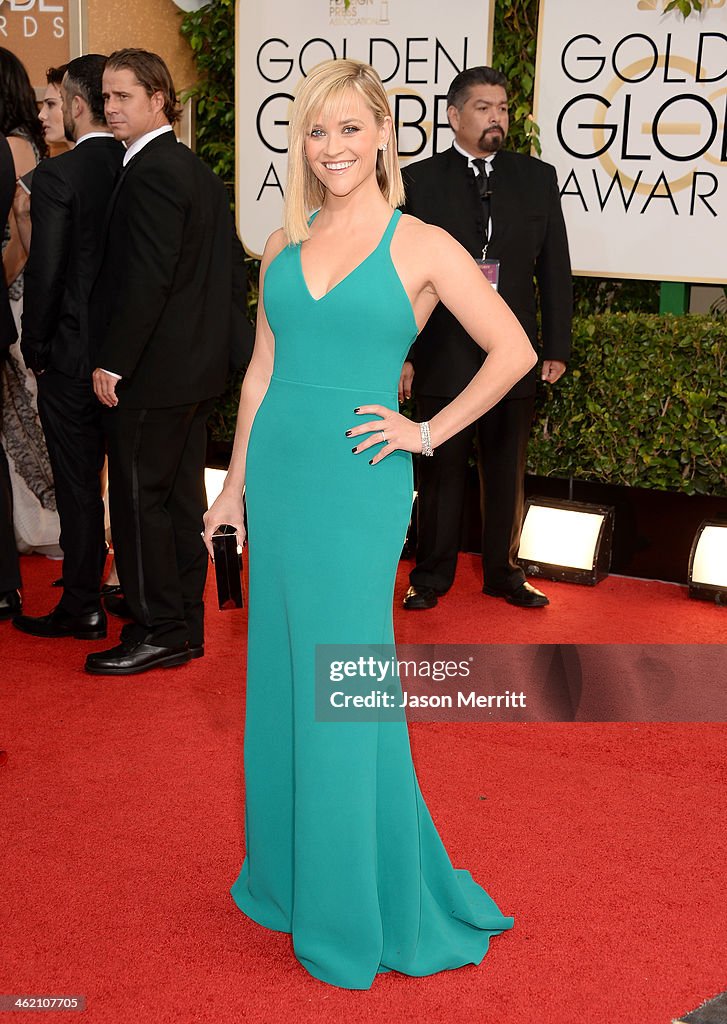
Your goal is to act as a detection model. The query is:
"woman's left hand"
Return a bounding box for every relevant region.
[345,405,423,465]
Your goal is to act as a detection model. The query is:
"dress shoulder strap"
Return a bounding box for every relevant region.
[380,208,402,248]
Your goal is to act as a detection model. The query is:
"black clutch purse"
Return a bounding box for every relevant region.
[211,525,244,610]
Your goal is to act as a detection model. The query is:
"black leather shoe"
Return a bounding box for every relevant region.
[104,593,132,619]
[85,639,191,675]
[188,644,204,659]
[403,585,438,610]
[0,590,22,621]
[13,605,107,639]
[54,581,122,596]
[483,581,550,608]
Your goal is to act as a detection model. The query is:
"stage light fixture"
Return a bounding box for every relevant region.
[517,497,614,586]
[688,519,727,605]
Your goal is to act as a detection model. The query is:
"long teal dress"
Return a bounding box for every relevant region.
[231,209,514,989]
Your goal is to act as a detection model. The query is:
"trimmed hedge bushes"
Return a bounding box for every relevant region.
[528,313,726,496]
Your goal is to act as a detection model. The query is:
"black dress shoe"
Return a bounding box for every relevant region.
[0,590,22,621]
[403,585,438,610]
[483,581,550,608]
[188,645,204,660]
[53,580,121,596]
[85,638,192,675]
[13,605,107,639]
[104,593,132,619]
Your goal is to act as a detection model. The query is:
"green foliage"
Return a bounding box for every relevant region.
[179,0,236,188]
[664,0,703,16]
[492,0,541,155]
[528,313,727,495]
[573,277,661,316]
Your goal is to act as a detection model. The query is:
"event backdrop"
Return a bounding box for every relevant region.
[0,0,85,87]
[235,0,494,256]
[534,0,727,283]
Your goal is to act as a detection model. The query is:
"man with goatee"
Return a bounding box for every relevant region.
[400,66,572,612]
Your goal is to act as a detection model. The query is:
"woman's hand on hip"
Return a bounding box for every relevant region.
[345,405,423,466]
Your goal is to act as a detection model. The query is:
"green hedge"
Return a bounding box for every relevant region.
[528,313,727,496]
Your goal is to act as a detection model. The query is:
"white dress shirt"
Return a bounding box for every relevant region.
[122,123,175,166]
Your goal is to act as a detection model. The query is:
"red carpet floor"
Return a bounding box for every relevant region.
[1,553,726,1023]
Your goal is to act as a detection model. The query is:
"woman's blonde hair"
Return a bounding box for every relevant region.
[284,59,405,244]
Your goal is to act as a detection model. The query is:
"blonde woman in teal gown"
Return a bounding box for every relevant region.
[204,59,535,990]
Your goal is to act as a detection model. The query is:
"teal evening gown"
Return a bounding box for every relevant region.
[231,209,514,989]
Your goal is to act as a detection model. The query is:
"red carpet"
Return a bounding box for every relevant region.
[1,553,725,1023]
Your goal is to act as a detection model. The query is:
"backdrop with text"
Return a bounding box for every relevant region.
[534,0,727,283]
[0,0,85,88]
[235,0,494,256]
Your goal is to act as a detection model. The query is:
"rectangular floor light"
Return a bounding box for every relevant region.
[688,519,727,605]
[517,497,614,586]
[204,467,227,509]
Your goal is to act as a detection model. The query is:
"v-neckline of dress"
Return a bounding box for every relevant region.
[298,210,398,303]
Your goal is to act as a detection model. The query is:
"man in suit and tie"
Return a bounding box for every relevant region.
[0,131,22,621]
[401,66,572,610]
[13,54,123,641]
[86,49,251,675]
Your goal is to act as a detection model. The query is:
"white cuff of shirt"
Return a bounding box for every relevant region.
[100,368,122,379]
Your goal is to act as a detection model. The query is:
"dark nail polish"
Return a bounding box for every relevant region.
[352,446,358,453]
[369,460,374,465]
[353,407,360,413]
[345,430,352,437]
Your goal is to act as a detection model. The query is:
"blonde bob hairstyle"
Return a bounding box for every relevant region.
[284,59,405,244]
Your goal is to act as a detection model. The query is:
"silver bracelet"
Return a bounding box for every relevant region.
[419,420,434,457]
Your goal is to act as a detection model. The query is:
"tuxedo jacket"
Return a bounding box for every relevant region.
[0,132,17,355]
[21,136,124,377]
[403,146,573,400]
[89,131,252,409]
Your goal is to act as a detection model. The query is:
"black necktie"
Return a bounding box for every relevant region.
[473,158,490,198]
[473,159,493,250]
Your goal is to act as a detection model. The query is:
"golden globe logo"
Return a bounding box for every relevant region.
[557,31,727,216]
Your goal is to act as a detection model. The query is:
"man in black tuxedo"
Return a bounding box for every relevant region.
[0,131,22,621]
[86,49,251,676]
[14,54,123,641]
[401,66,572,610]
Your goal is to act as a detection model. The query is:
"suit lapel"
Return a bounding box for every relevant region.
[96,132,177,269]
[443,147,483,256]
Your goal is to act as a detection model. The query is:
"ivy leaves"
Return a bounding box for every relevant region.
[492,0,541,155]
[664,0,703,15]
[529,314,727,495]
[179,0,236,186]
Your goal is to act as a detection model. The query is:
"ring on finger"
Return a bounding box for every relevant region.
[380,429,386,442]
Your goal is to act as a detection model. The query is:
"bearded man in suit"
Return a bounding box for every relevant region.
[401,66,572,611]
[14,54,123,641]
[86,49,251,676]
